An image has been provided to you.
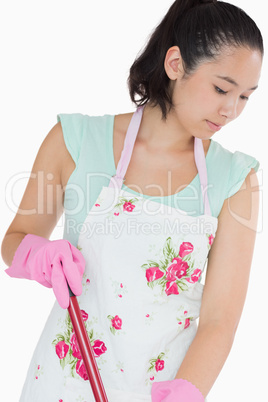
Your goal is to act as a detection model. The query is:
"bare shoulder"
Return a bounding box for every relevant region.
[113,112,133,136]
[36,121,76,188]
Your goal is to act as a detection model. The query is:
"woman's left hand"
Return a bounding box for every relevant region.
[151,379,204,402]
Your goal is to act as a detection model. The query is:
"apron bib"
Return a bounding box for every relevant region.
[20,106,217,402]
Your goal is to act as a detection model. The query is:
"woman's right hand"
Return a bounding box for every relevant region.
[5,234,85,308]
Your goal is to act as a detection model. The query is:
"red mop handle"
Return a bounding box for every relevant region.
[68,287,108,402]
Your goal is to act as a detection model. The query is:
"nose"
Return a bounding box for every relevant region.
[219,98,238,120]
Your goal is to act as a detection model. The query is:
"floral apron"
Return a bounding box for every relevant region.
[19,107,217,402]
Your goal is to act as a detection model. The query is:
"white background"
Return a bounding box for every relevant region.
[0,1,267,401]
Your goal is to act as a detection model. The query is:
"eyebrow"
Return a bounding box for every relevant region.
[215,75,258,91]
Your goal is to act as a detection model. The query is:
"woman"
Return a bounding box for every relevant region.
[1,0,264,400]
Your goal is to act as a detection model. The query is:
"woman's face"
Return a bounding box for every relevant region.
[171,46,263,140]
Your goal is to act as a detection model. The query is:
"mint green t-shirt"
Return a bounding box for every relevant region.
[57,113,259,246]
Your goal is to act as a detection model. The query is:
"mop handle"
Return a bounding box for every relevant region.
[67,286,108,402]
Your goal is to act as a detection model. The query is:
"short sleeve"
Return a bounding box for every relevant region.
[226,151,260,199]
[57,113,89,166]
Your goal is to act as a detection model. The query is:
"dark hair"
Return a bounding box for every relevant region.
[128,0,264,119]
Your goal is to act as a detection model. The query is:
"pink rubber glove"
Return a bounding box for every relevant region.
[151,379,204,402]
[5,234,85,308]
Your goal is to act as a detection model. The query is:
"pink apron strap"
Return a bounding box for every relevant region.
[109,106,212,216]
[194,137,212,216]
[109,106,144,189]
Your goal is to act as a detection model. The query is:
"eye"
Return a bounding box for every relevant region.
[240,95,249,101]
[214,86,227,95]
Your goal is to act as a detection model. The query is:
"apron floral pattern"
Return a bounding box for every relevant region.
[141,237,214,296]
[52,309,107,381]
[19,106,217,402]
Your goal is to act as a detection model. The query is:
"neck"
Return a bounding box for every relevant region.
[139,103,194,153]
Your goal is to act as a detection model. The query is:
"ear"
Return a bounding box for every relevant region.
[164,46,184,80]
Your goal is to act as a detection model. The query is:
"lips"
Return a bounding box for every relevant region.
[206,120,223,132]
